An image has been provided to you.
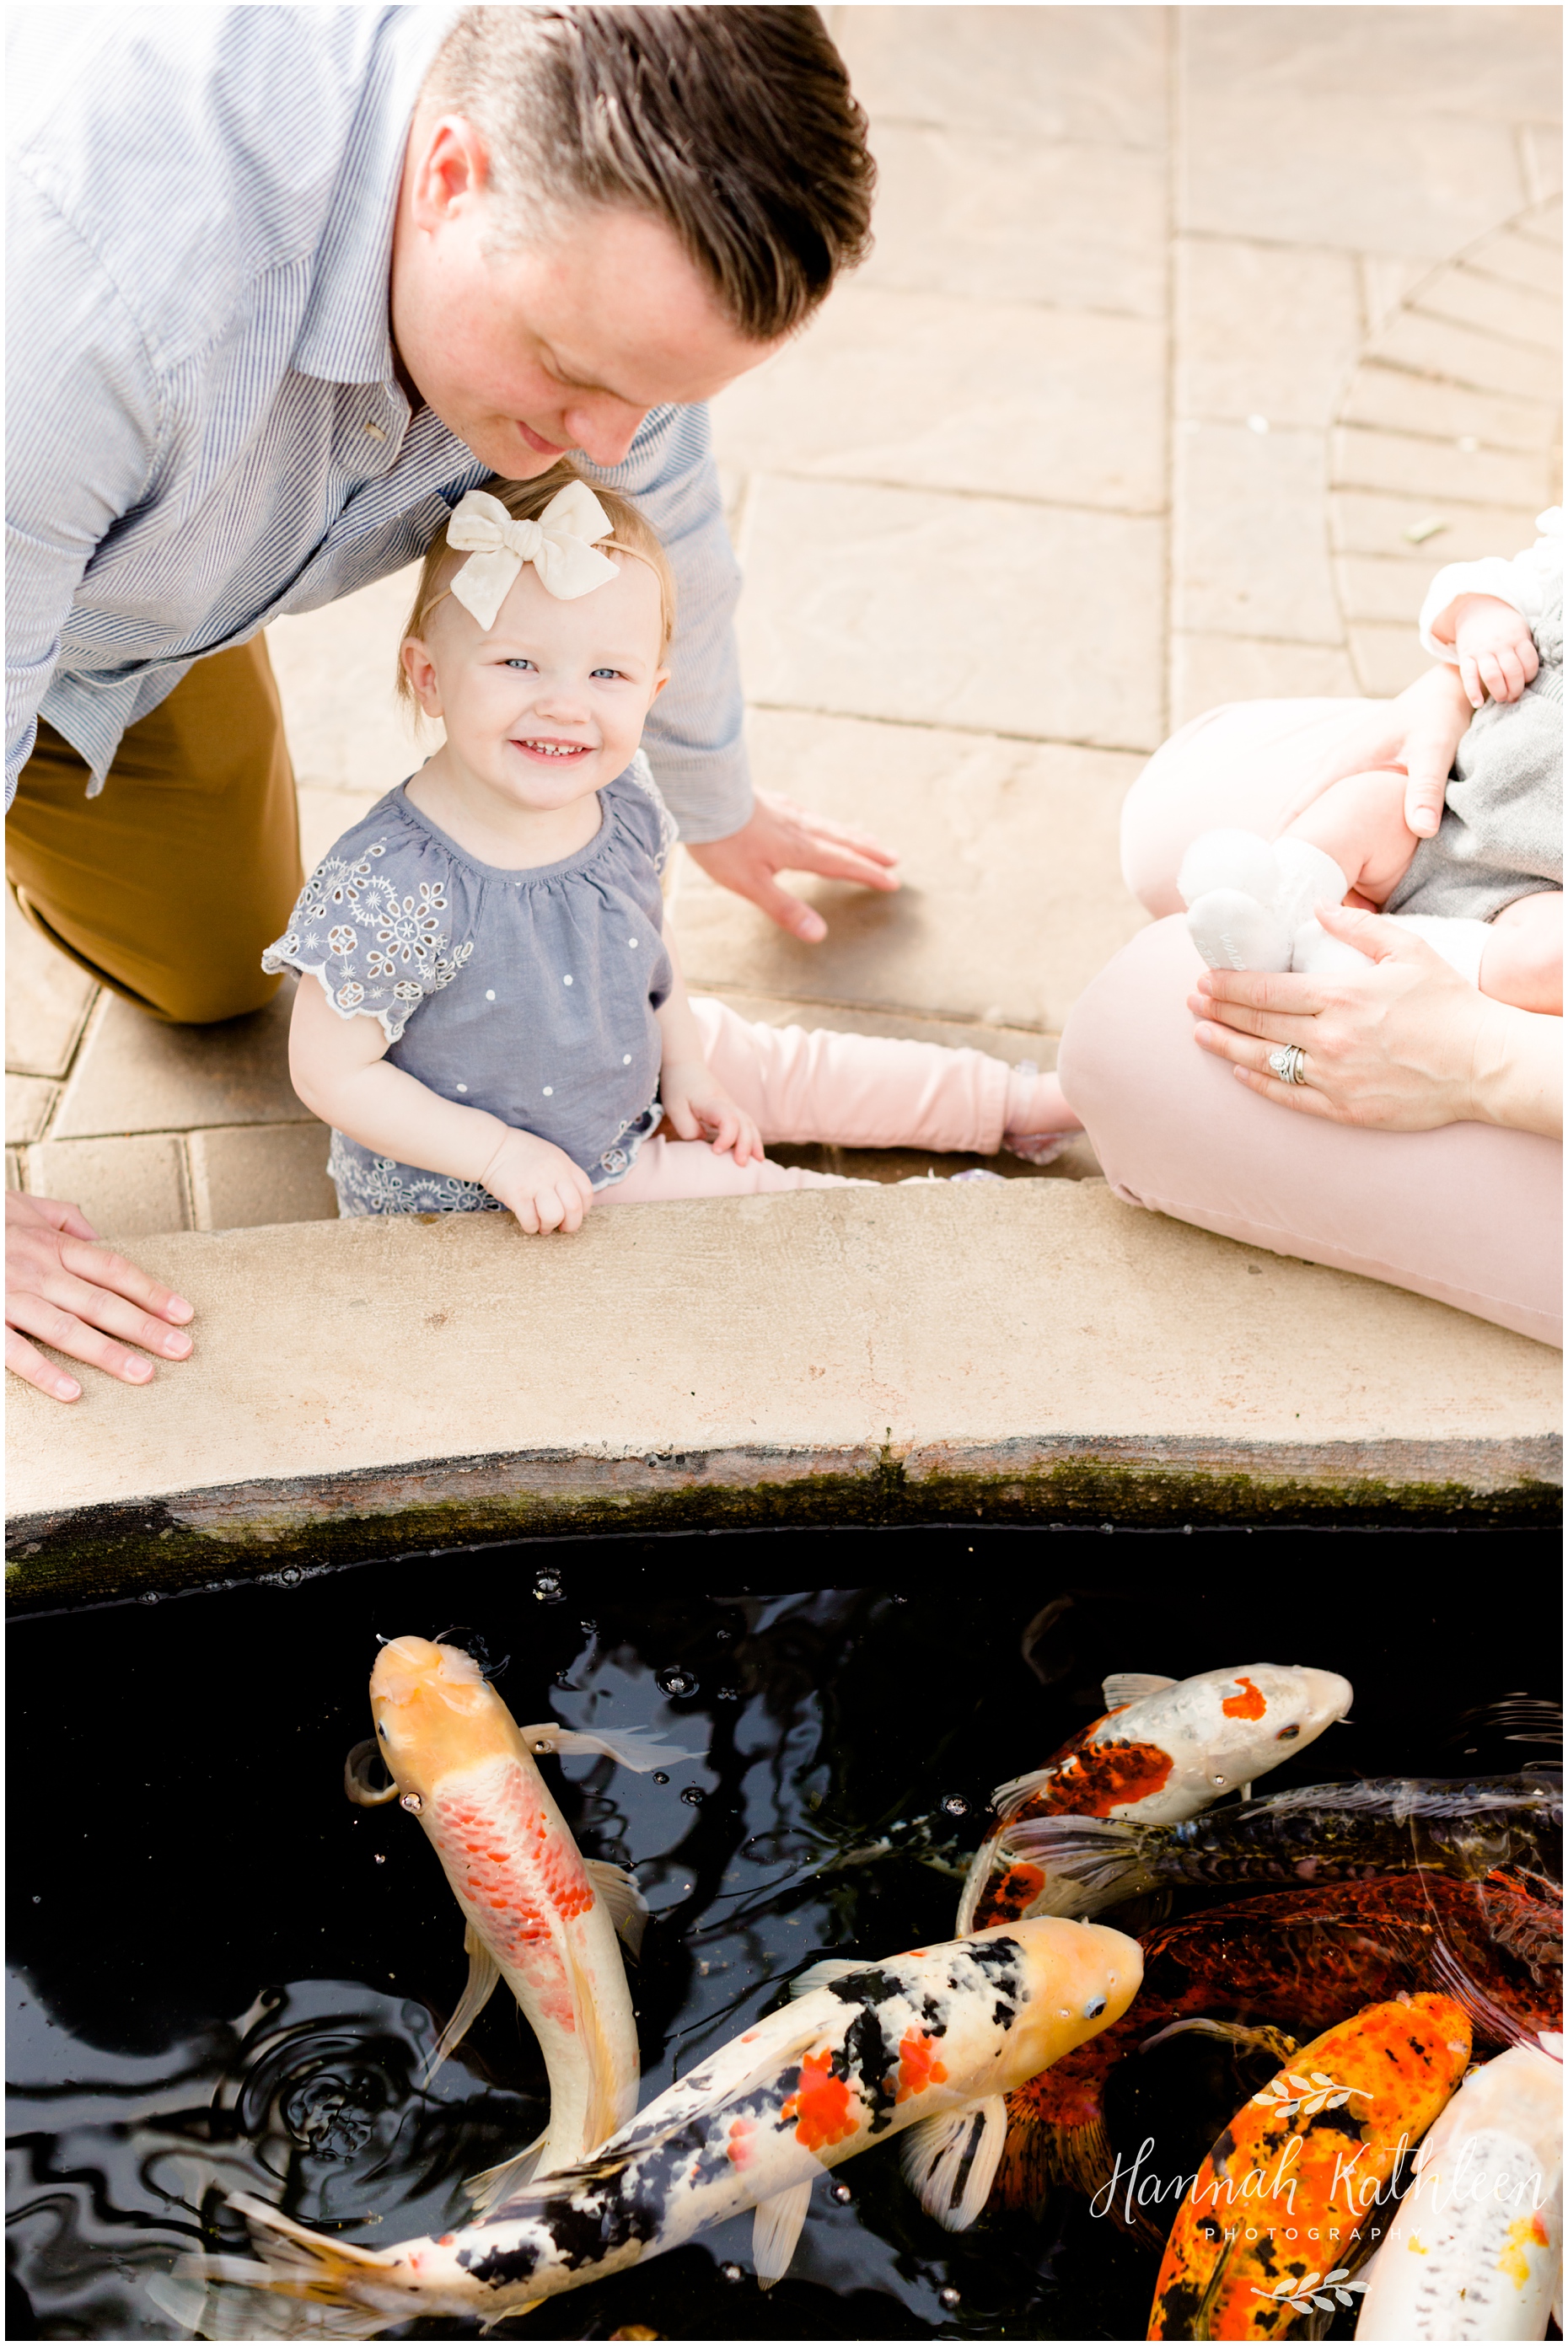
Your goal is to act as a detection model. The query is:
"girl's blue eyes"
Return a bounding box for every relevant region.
[503,658,625,681]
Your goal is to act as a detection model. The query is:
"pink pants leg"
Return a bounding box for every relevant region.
[1059,701,1563,1347]
[600,999,1028,1205]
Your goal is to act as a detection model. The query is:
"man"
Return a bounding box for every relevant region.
[6,4,892,1401]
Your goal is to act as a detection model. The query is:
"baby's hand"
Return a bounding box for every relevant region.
[480,1130,596,1234]
[1448,593,1539,708]
[658,1060,764,1165]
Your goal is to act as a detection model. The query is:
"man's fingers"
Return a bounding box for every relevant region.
[788,838,903,892]
[5,1291,158,1382]
[32,1267,196,1358]
[56,1237,194,1325]
[26,1194,101,1243]
[746,875,829,943]
[5,1327,83,1401]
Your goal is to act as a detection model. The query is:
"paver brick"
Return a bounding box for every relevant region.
[1415,262,1562,352]
[26,1133,191,1240]
[1347,621,1434,698]
[1170,634,1360,733]
[1329,489,1548,566]
[1178,5,1560,123]
[1520,126,1563,207]
[1338,362,1561,457]
[674,710,1146,1034]
[1175,238,1362,429]
[298,786,384,875]
[737,475,1166,750]
[837,4,1169,150]
[857,122,1167,319]
[1332,555,1433,629]
[4,894,98,1079]
[1475,221,1566,299]
[711,287,1166,513]
[266,566,422,798]
[1375,306,1562,403]
[6,1076,57,1146]
[51,980,303,1140]
[1329,423,1558,513]
[187,1121,336,1232]
[1173,423,1345,645]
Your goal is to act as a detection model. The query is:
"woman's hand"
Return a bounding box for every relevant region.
[1190,902,1521,1131]
[5,1189,194,1400]
[1297,661,1474,839]
[480,1130,597,1234]
[658,1060,765,1164]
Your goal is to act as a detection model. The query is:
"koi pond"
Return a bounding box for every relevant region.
[8,1523,1561,2340]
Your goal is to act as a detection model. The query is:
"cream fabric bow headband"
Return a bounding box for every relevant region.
[446,482,620,630]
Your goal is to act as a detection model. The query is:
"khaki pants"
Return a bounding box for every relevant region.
[7,639,302,1023]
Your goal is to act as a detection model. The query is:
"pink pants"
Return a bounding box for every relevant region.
[601,996,1033,1205]
[1057,700,1563,1348]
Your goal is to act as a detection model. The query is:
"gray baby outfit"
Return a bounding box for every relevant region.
[262,754,676,1214]
[1388,575,1563,923]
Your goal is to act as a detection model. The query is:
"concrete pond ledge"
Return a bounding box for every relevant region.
[7,1184,1560,1608]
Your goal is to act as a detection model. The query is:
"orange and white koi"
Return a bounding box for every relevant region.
[1354,2038,1563,2339]
[160,1918,1142,2338]
[958,1663,1353,1935]
[346,1635,687,2200]
[1146,1992,1473,2339]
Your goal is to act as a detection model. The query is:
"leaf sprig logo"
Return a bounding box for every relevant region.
[1251,2069,1372,2119]
[1251,2267,1368,2316]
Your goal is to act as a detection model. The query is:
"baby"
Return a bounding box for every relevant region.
[265,465,1077,1232]
[1181,508,1562,1014]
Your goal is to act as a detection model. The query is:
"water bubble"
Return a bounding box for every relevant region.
[579,1619,598,1634]
[715,1629,733,1642]
[534,1570,562,1602]
[939,2285,961,2310]
[717,1687,740,1703]
[679,1785,706,1806]
[279,1565,301,1586]
[657,1667,698,1699]
[282,2066,387,2161]
[32,1895,40,1904]
[830,2181,852,2204]
[139,1592,159,1606]
[942,1793,970,1818]
[374,1855,387,1866]
[721,2263,744,2284]
[400,1792,423,1814]
[1211,1775,1227,1787]
[652,1772,669,1785]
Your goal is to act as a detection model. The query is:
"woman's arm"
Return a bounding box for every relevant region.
[288,980,596,1232]
[1190,901,1562,1140]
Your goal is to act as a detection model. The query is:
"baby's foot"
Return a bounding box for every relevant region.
[1001,1062,1081,1163]
[1179,831,1348,973]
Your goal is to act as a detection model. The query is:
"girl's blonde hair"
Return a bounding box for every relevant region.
[397,460,677,702]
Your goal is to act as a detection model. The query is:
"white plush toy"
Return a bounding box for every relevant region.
[1178,829,1492,984]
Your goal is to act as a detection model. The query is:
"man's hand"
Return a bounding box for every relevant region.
[685,790,899,942]
[5,1189,194,1400]
[1448,593,1539,710]
[658,1059,764,1164]
[480,1130,597,1234]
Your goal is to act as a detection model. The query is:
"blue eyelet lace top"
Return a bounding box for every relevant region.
[261,754,677,1215]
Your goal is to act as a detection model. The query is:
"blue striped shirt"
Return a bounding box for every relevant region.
[5,4,751,839]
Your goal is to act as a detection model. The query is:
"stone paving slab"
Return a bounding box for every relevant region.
[1173,424,1345,645]
[187,1121,336,1233]
[673,711,1146,1033]
[24,1132,191,1242]
[8,1184,1558,1607]
[6,894,98,1079]
[51,980,303,1139]
[1174,239,1363,431]
[836,5,1170,150]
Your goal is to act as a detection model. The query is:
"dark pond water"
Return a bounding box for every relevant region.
[7,1522,1560,2340]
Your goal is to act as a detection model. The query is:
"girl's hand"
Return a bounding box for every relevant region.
[1189,900,1493,1130]
[1448,593,1539,708]
[658,1060,765,1164]
[480,1130,597,1234]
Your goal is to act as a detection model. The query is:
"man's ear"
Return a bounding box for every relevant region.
[407,113,490,231]
[401,635,443,718]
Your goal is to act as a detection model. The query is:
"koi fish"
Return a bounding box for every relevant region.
[1007,1773,1563,1919]
[958,1664,1352,1934]
[159,1918,1143,2338]
[993,1874,1561,2224]
[1146,1993,1473,2339]
[345,1635,689,2199]
[1354,2039,1563,2340]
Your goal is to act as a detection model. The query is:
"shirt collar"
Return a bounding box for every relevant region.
[294,5,459,387]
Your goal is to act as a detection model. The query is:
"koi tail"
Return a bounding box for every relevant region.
[148,2196,411,2341]
[990,2096,1114,2218]
[1001,1817,1160,1918]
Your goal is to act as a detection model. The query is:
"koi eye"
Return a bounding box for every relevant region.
[377,1722,389,1739]
[1084,1995,1107,2018]
[1276,1724,1300,1741]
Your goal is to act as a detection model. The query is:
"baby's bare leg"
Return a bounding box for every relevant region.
[1480,892,1563,1015]
[1286,768,1420,906]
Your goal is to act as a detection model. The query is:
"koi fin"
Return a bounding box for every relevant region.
[999,1817,1157,1918]
[521,1721,695,1772]
[899,2096,1008,2231]
[463,2134,550,2218]
[424,1925,502,2086]
[343,1740,398,1806]
[149,2193,406,2338]
[585,1857,649,1957]
[752,2177,813,2289]
[1137,2017,1299,2062]
[789,1958,868,1998]
[1101,1672,1176,1708]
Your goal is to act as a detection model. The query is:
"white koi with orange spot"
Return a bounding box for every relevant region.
[158,1919,1142,2338]
[349,1635,685,2197]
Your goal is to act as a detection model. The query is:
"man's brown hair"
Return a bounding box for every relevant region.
[397,462,677,704]
[427,6,875,341]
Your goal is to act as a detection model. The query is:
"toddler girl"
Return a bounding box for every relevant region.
[1179,507,1562,1015]
[265,464,1077,1232]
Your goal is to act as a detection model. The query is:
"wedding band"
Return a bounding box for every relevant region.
[1268,1044,1307,1086]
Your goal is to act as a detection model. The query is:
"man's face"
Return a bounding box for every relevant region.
[392,115,783,475]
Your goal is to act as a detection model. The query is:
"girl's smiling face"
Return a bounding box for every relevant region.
[401,553,669,819]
